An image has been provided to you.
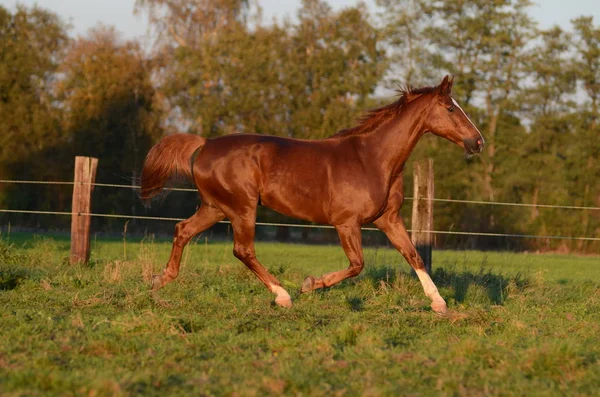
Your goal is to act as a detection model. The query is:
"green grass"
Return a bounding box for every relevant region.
[1,233,599,396]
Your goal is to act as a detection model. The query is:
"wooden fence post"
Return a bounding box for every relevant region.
[411,159,434,274]
[70,156,98,265]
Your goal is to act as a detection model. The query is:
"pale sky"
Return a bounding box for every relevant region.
[2,0,599,41]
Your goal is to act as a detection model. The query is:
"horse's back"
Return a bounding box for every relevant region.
[193,134,343,222]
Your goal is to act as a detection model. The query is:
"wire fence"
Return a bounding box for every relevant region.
[2,178,600,211]
[1,179,599,242]
[1,208,599,242]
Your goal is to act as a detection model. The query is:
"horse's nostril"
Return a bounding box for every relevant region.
[476,138,483,146]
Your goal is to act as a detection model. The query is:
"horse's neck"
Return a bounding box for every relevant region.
[360,100,429,175]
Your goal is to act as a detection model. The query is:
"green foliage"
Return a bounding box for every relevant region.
[0,6,162,229]
[0,236,599,395]
[55,26,163,227]
[378,0,599,252]
[283,0,384,139]
[375,0,435,85]
[145,0,384,138]
[0,5,68,160]
[0,5,69,217]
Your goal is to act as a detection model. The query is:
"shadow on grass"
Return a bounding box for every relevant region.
[0,239,35,290]
[346,296,365,312]
[432,267,529,305]
[361,265,529,305]
[0,270,25,291]
[0,267,46,291]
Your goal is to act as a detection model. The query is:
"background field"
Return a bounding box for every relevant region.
[1,233,599,396]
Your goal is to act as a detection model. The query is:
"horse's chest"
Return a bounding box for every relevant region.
[326,175,393,224]
[363,187,402,223]
[359,173,405,222]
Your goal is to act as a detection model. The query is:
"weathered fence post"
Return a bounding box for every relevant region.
[70,156,98,264]
[411,159,434,274]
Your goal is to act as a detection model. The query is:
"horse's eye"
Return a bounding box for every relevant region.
[448,106,455,112]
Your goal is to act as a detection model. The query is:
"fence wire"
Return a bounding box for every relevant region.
[2,178,599,242]
[2,179,599,211]
[1,208,599,242]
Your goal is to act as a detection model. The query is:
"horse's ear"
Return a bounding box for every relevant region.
[438,75,453,95]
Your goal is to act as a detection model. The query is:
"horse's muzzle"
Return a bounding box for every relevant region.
[463,137,484,154]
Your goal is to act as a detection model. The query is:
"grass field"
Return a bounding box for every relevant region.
[1,232,599,396]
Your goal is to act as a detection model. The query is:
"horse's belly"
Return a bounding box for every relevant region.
[260,183,330,224]
[256,141,388,225]
[260,180,388,226]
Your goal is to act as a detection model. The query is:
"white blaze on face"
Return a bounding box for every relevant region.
[451,97,484,140]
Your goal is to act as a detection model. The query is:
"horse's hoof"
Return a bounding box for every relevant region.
[275,295,293,308]
[151,274,164,291]
[270,284,293,308]
[301,276,316,293]
[431,300,448,315]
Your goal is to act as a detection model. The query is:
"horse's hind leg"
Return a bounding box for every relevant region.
[152,205,224,290]
[301,222,364,292]
[228,210,292,308]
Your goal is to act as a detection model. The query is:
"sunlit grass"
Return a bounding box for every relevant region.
[1,233,599,396]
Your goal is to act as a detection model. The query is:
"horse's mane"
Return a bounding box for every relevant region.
[332,85,438,138]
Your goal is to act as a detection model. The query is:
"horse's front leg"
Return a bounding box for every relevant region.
[301,222,364,292]
[374,211,448,315]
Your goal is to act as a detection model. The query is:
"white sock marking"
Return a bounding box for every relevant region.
[270,284,292,308]
[271,284,290,299]
[414,268,439,298]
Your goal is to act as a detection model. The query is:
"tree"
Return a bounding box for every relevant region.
[55,26,163,225]
[0,5,69,221]
[567,16,600,251]
[375,0,435,87]
[282,0,384,139]
[135,0,384,139]
[513,26,575,248]
[134,0,256,134]
[135,0,253,48]
[380,0,539,248]
[426,0,536,206]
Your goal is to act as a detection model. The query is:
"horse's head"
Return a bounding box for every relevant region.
[424,75,484,156]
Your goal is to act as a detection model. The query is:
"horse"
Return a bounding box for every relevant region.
[140,76,484,314]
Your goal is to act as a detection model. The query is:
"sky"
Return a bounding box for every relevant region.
[3,0,599,41]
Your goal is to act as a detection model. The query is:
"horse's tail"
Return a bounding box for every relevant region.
[140,133,206,206]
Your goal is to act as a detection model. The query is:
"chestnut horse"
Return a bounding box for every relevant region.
[140,76,483,314]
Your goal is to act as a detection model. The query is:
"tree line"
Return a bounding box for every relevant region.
[0,0,598,252]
